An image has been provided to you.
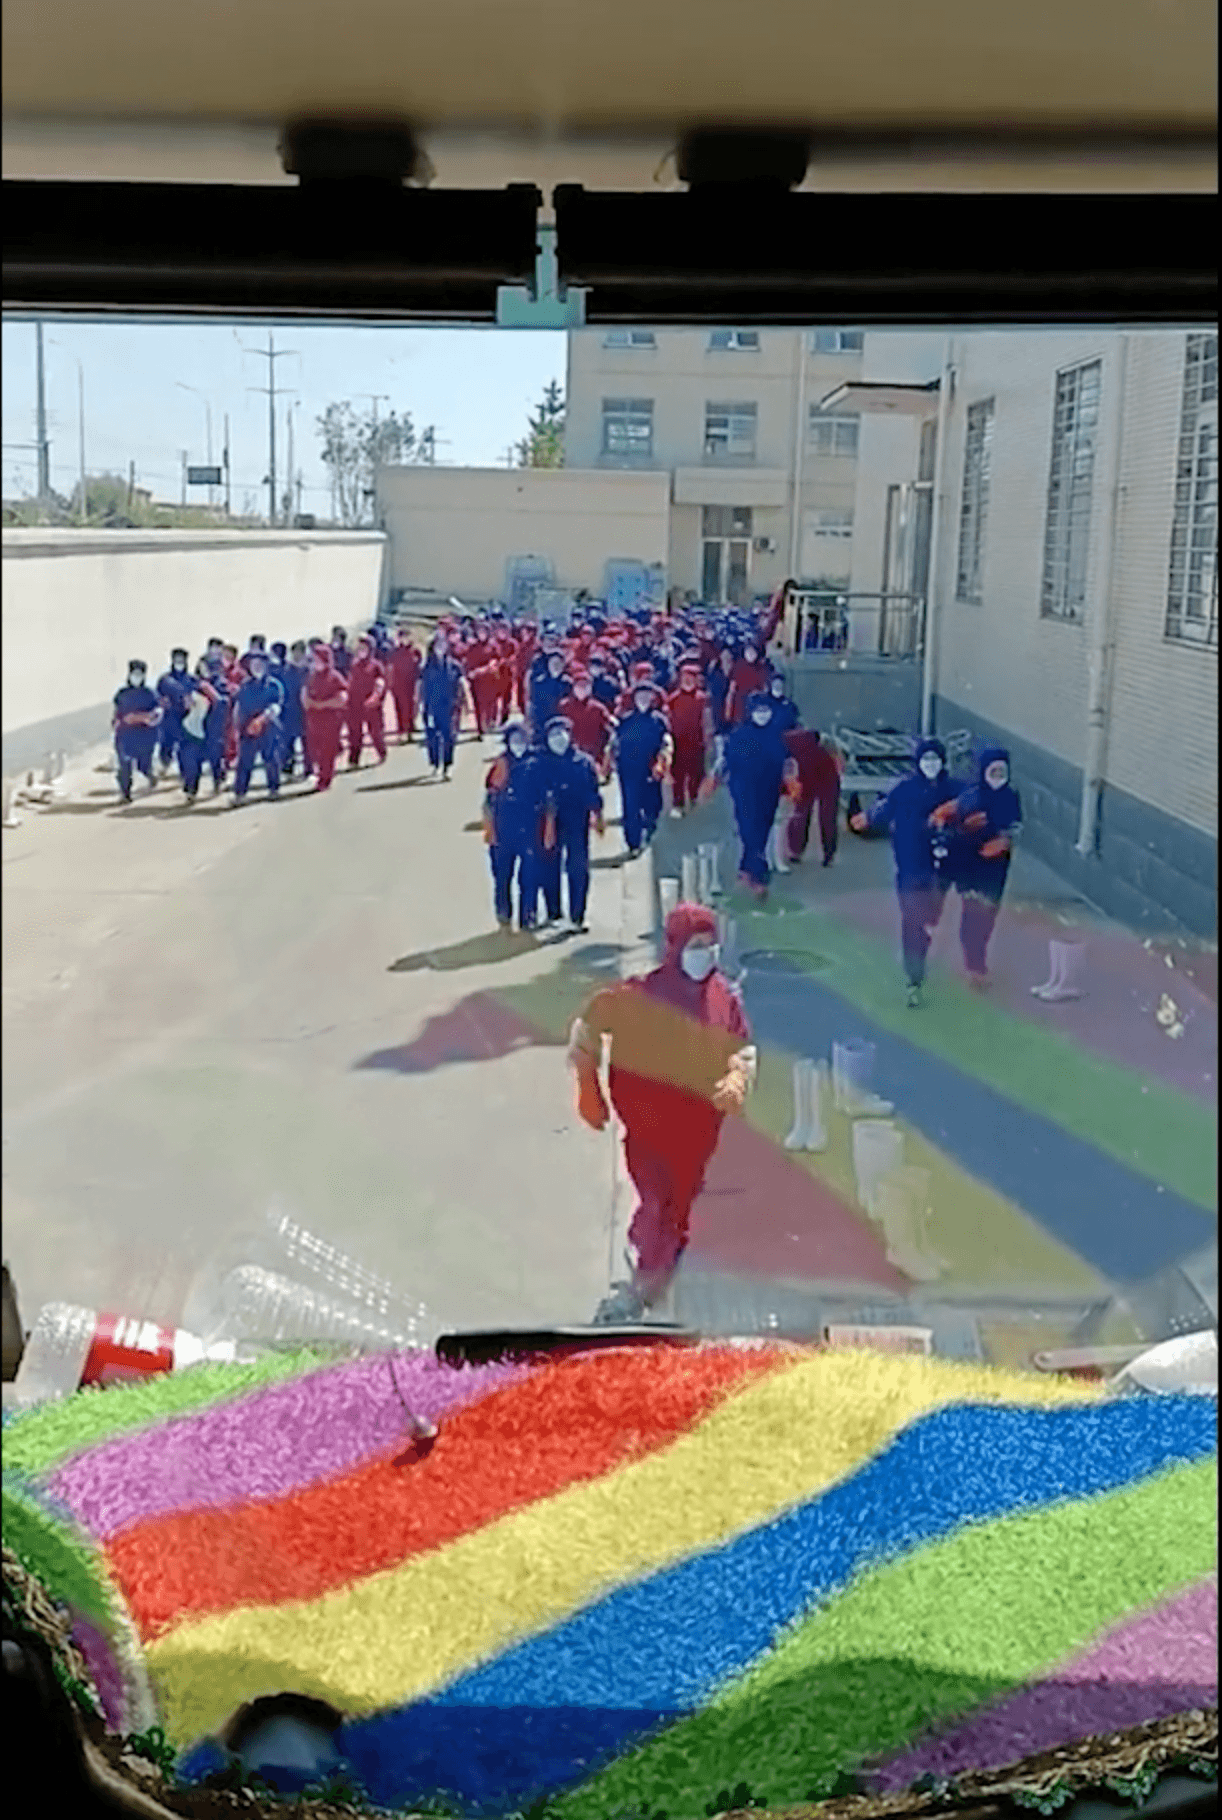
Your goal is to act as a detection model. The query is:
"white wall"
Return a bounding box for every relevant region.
[376,465,670,600]
[2,529,387,738]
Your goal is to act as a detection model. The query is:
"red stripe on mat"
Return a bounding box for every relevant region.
[106,1344,785,1643]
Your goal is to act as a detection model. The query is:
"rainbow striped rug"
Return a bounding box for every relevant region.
[2,1340,1215,1816]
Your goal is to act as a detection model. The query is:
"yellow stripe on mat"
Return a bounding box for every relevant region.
[146,1352,1104,1748]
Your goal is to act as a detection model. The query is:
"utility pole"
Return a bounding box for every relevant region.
[286,403,295,525]
[127,461,136,513]
[223,415,231,517]
[34,321,51,503]
[181,451,188,508]
[77,362,87,525]
[241,331,299,525]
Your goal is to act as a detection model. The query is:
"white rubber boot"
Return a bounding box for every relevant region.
[784,1059,814,1150]
[806,1060,830,1150]
[1032,940,1086,1002]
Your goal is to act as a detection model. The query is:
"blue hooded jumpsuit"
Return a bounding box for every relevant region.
[420,648,465,772]
[866,736,959,989]
[614,696,669,855]
[723,691,789,888]
[156,653,194,771]
[112,670,161,799]
[200,655,231,789]
[529,658,570,738]
[232,665,285,800]
[765,676,801,733]
[944,745,1023,979]
[484,724,544,929]
[533,719,604,926]
[280,655,312,778]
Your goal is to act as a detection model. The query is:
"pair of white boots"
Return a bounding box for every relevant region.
[784,1058,830,1152]
[1031,940,1086,1002]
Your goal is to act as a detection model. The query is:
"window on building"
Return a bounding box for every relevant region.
[809,509,854,539]
[810,330,865,353]
[808,409,860,456]
[1040,359,1102,623]
[1166,332,1218,649]
[704,402,758,461]
[602,330,657,349]
[708,330,760,351]
[956,399,995,604]
[601,397,654,461]
[702,506,753,538]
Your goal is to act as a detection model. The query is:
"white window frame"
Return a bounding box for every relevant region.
[1040,359,1102,624]
[601,397,654,462]
[956,398,995,605]
[708,330,761,352]
[602,330,657,350]
[810,330,865,354]
[1165,333,1218,650]
[704,401,758,462]
[807,409,860,457]
[702,505,753,538]
[806,509,854,540]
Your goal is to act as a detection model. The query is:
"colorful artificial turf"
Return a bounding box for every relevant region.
[4,1339,1214,1819]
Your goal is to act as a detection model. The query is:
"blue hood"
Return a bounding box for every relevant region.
[913,736,948,773]
[965,744,1022,834]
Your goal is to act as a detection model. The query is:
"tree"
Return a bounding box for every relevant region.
[515,380,565,469]
[316,401,437,526]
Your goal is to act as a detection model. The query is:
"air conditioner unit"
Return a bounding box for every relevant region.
[754,537,777,554]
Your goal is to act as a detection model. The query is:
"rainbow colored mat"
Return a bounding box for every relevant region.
[2,1341,1216,1817]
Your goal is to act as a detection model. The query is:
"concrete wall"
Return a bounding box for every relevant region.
[375,465,670,601]
[2,528,387,773]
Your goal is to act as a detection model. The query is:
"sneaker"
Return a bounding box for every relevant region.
[967,972,990,992]
[593,1281,647,1326]
[119,790,132,805]
[906,983,924,1009]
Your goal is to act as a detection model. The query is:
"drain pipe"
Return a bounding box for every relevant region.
[919,337,954,737]
[1076,334,1130,857]
[787,332,808,583]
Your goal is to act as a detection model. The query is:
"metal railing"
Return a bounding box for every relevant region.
[784,590,926,659]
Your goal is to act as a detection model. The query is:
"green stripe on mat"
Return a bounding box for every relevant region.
[553,1455,1218,1818]
[2,1480,116,1629]
[1,1346,331,1478]
[733,906,1215,1211]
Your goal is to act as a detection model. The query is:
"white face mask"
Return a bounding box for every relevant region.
[508,736,528,758]
[751,708,771,727]
[547,732,570,755]
[680,944,718,982]
[744,649,758,664]
[984,761,1009,790]
[634,693,652,713]
[574,683,591,700]
[434,640,447,656]
[129,671,146,687]
[918,753,943,780]
[549,660,564,676]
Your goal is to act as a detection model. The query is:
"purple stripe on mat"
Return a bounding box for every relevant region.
[71,1612,128,1734]
[47,1353,531,1540]
[868,1577,1218,1793]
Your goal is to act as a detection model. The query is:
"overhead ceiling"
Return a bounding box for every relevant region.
[3,0,1217,144]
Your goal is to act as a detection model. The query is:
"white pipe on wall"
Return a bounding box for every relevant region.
[1076,333,1131,856]
[919,337,954,739]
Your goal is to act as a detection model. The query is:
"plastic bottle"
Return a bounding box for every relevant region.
[10,1302,248,1407]
[189,1264,420,1351]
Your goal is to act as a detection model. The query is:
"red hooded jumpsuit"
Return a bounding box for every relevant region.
[664,665,713,810]
[302,647,348,790]
[571,905,753,1304]
[386,637,422,741]
[345,639,388,766]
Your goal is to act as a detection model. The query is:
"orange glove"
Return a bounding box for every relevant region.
[963,810,988,832]
[697,774,717,804]
[711,1070,747,1116]
[482,809,496,845]
[488,757,509,791]
[593,814,606,837]
[542,807,557,851]
[980,836,1011,859]
[929,799,958,828]
[575,1064,610,1131]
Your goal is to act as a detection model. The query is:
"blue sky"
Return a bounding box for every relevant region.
[1,320,567,510]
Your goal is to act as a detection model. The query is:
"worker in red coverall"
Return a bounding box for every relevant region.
[345,635,389,768]
[558,667,616,777]
[491,625,516,725]
[221,643,243,769]
[512,621,536,716]
[665,660,714,813]
[782,725,842,866]
[386,628,421,743]
[616,662,661,722]
[726,639,772,726]
[568,903,757,1320]
[466,634,504,741]
[302,644,348,791]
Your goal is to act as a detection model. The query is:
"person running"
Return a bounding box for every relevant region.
[782,724,841,867]
[931,744,1023,990]
[345,635,389,768]
[665,661,714,813]
[851,737,958,1008]
[419,630,466,779]
[231,647,284,804]
[111,660,161,803]
[532,715,604,932]
[722,690,790,900]
[302,644,348,792]
[483,720,544,931]
[612,681,671,858]
[155,648,194,778]
[386,627,422,744]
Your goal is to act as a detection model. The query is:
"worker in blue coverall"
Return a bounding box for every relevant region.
[852,735,959,1007]
[483,720,544,931]
[112,660,162,803]
[155,647,194,775]
[280,640,313,780]
[231,648,285,804]
[532,715,605,931]
[529,649,571,738]
[931,744,1023,990]
[613,682,671,859]
[419,631,466,778]
[765,672,801,733]
[722,689,789,898]
[199,638,232,792]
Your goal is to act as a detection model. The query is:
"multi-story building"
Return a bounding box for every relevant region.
[564,326,893,605]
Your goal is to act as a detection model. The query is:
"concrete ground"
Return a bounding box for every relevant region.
[3,738,1215,1367]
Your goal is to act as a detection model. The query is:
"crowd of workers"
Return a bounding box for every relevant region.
[112,580,1020,998]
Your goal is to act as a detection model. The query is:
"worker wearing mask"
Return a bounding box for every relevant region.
[766,672,801,734]
[569,904,756,1319]
[930,745,1023,990]
[345,635,389,768]
[612,681,672,859]
[529,648,571,738]
[782,725,842,867]
[420,631,466,779]
[722,691,790,899]
[112,661,162,803]
[706,646,736,736]
[726,641,772,726]
[329,626,353,678]
[302,644,348,792]
[280,641,313,780]
[557,667,615,777]
[851,737,958,1007]
[231,648,284,805]
[387,627,422,744]
[532,716,605,932]
[664,661,714,813]
[156,648,194,778]
[483,720,544,931]
[178,664,222,804]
